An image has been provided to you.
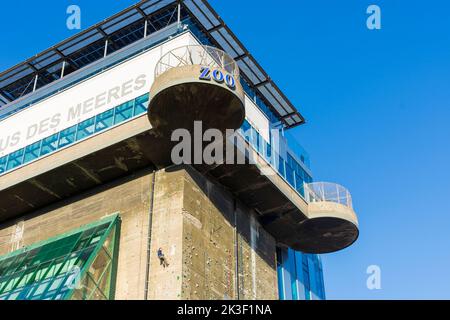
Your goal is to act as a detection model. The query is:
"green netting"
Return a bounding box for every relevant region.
[0,215,120,300]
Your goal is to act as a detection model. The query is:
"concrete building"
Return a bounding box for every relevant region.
[0,0,358,300]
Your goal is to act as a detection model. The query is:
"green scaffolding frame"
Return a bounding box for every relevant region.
[0,214,121,300]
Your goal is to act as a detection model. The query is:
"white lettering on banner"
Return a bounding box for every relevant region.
[65,75,147,122]
[0,32,197,157]
[0,74,147,155]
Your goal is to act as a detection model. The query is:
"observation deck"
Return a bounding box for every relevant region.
[148,45,245,133]
[300,182,359,253]
[0,0,359,254]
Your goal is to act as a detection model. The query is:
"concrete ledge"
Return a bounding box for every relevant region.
[148,65,245,132]
[0,115,152,192]
[308,201,359,227]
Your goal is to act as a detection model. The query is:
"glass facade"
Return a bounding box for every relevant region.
[0,93,150,176]
[0,215,120,300]
[239,120,313,198]
[0,95,311,203]
[276,247,326,300]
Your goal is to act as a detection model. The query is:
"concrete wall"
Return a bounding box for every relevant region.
[0,169,154,300]
[0,165,278,300]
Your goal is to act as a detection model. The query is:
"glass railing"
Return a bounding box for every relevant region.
[0,94,150,175]
[155,45,239,79]
[238,120,312,198]
[183,18,281,126]
[304,182,353,208]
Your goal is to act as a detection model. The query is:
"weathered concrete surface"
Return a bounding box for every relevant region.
[0,165,278,300]
[0,116,155,222]
[146,165,278,300]
[296,201,359,253]
[0,169,154,300]
[148,65,245,133]
[181,166,277,300]
[146,168,185,300]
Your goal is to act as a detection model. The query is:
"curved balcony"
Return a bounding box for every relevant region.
[296,182,359,253]
[148,45,245,133]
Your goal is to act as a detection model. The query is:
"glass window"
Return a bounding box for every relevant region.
[114,101,133,124]
[241,127,251,143]
[295,172,305,196]
[134,94,149,116]
[285,163,295,188]
[0,156,7,174]
[276,247,324,301]
[278,156,285,177]
[40,133,59,156]
[250,127,258,148]
[95,110,114,132]
[58,126,77,148]
[23,141,42,164]
[0,216,120,300]
[6,148,24,171]
[76,117,95,141]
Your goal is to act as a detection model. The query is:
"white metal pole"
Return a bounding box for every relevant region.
[177,2,181,28]
[60,61,66,78]
[32,74,38,92]
[104,39,109,57]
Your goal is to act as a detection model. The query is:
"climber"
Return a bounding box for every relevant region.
[157,247,169,268]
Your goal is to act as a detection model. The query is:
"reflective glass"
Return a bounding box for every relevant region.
[134,94,149,115]
[0,156,7,173]
[40,133,59,156]
[0,216,119,300]
[276,248,325,300]
[6,149,24,170]
[95,110,114,132]
[58,126,77,148]
[114,101,133,124]
[23,141,41,164]
[76,117,95,141]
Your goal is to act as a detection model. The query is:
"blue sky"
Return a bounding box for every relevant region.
[1,0,449,299]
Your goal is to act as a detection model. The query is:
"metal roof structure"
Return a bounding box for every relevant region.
[0,215,120,300]
[0,0,305,128]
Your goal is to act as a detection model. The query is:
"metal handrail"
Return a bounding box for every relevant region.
[155,45,239,78]
[304,182,353,209]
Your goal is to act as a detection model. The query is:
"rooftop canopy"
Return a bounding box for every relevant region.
[0,0,305,128]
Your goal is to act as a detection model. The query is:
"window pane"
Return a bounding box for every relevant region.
[295,173,304,196]
[0,217,119,300]
[114,101,133,124]
[23,141,41,164]
[59,126,77,148]
[286,163,295,187]
[76,117,95,141]
[0,156,7,174]
[134,94,149,115]
[95,110,114,132]
[6,149,24,170]
[278,156,285,176]
[40,134,59,156]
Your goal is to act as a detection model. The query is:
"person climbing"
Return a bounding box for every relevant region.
[157,247,169,268]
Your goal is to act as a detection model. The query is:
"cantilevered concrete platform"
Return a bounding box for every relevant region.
[0,113,358,253]
[0,45,359,254]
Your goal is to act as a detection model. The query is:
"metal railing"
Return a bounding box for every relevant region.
[155,45,239,78]
[304,182,353,208]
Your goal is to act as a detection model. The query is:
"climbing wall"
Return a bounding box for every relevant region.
[181,167,236,299]
[168,165,278,300]
[146,168,185,299]
[0,164,279,300]
[235,203,279,300]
